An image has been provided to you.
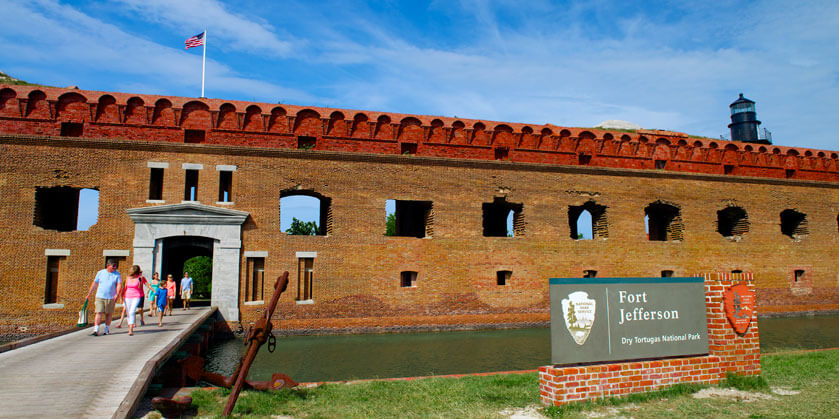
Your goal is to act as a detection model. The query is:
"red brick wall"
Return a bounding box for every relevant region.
[539,277,760,406]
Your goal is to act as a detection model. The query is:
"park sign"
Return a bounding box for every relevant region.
[550,277,709,365]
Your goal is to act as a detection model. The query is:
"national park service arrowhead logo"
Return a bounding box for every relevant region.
[724,284,755,334]
[562,291,596,345]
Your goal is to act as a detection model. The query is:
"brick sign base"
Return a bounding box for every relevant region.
[539,276,760,406]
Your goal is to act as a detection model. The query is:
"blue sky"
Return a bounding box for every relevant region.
[3,1,837,230]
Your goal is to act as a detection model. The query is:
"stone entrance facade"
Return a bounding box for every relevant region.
[127,203,248,321]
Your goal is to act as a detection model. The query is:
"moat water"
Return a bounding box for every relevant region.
[204,314,839,383]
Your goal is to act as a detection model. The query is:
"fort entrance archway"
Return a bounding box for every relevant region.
[126,203,249,321]
[161,236,213,308]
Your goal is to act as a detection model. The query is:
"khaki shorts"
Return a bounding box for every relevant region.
[94,298,115,314]
[181,289,191,299]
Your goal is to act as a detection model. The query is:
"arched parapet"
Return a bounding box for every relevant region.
[293,109,321,137]
[0,87,18,117]
[471,122,488,145]
[217,103,239,130]
[95,94,119,123]
[373,114,392,140]
[557,129,573,152]
[180,100,211,130]
[350,113,369,138]
[124,97,146,124]
[538,127,554,150]
[428,119,445,143]
[242,105,264,131]
[268,106,288,133]
[449,120,466,144]
[398,117,423,142]
[491,124,514,147]
[327,111,346,136]
[152,98,174,126]
[55,92,88,121]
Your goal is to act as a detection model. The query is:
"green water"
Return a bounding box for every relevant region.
[204,314,839,383]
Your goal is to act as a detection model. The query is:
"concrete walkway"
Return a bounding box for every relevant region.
[0,307,214,419]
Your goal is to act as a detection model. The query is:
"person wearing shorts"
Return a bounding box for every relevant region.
[165,274,176,316]
[180,272,193,310]
[85,259,122,336]
[156,276,169,327]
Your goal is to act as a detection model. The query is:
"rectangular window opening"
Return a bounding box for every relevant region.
[400,143,417,155]
[33,186,81,231]
[661,270,674,278]
[247,257,265,302]
[483,197,523,237]
[297,257,314,301]
[149,168,164,200]
[401,271,418,288]
[724,165,735,175]
[387,200,433,238]
[184,129,205,143]
[218,170,233,202]
[184,169,199,201]
[794,269,805,283]
[60,122,84,137]
[583,270,598,278]
[496,270,511,286]
[494,147,509,160]
[298,136,316,149]
[104,256,126,269]
[785,169,795,178]
[655,160,667,170]
[45,256,61,304]
[578,154,592,165]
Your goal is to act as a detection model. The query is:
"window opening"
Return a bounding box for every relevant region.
[583,270,598,278]
[246,257,265,302]
[297,136,316,149]
[724,165,735,175]
[655,160,666,169]
[148,168,164,200]
[794,269,805,283]
[184,129,205,143]
[661,270,674,278]
[494,147,508,160]
[400,143,417,155]
[184,169,199,201]
[644,202,683,241]
[386,199,433,238]
[45,256,61,304]
[568,201,608,240]
[780,209,808,239]
[483,197,523,237]
[401,271,418,288]
[218,170,233,202]
[33,187,98,231]
[496,270,511,286]
[297,257,314,300]
[60,122,83,137]
[785,169,795,178]
[105,256,126,269]
[578,154,592,165]
[280,191,332,236]
[717,206,749,238]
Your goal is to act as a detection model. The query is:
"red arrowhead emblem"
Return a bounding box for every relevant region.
[723,284,754,334]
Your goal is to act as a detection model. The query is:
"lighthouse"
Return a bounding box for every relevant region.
[728,93,767,144]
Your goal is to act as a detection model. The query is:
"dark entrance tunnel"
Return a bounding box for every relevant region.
[161,236,213,308]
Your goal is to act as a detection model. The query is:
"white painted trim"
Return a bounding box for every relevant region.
[296,251,317,258]
[216,201,235,206]
[43,303,64,309]
[295,299,314,305]
[243,300,264,306]
[145,199,166,204]
[45,249,70,256]
[147,161,169,169]
[216,164,237,172]
[244,251,268,258]
[182,163,204,170]
[103,249,130,257]
[181,200,201,204]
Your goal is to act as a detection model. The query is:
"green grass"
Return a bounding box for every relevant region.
[185,350,839,418]
[0,71,43,87]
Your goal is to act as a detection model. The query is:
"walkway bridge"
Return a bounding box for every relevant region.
[0,307,216,418]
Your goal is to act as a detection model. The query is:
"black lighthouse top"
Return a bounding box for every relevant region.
[728,93,763,143]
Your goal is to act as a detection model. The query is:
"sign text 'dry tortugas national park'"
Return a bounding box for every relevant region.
[550,277,708,364]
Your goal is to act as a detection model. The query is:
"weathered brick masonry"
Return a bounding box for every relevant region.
[0,84,837,338]
[539,277,760,406]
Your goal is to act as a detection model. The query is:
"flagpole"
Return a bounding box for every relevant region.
[201,29,207,98]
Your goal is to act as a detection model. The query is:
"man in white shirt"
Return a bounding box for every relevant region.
[180,271,194,310]
[85,259,122,336]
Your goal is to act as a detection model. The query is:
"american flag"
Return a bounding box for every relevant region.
[185,32,205,49]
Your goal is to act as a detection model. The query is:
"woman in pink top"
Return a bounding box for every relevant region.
[165,275,176,316]
[121,265,148,336]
